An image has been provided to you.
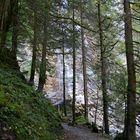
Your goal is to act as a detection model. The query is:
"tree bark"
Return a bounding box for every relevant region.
[97,1,109,135]
[0,0,5,30]
[62,38,67,116]
[0,0,8,48]
[95,89,99,124]
[124,0,136,139]
[11,0,19,69]
[80,0,88,120]
[72,0,76,125]
[38,5,49,92]
[30,5,37,85]
[0,0,13,48]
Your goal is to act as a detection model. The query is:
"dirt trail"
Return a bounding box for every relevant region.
[61,123,110,140]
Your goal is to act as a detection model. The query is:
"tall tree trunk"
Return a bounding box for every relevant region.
[0,0,8,48]
[124,0,136,139]
[80,0,88,120]
[72,0,76,125]
[38,6,48,92]
[97,1,109,135]
[12,0,19,69]
[62,39,67,116]
[0,0,5,29]
[30,5,37,85]
[0,0,13,48]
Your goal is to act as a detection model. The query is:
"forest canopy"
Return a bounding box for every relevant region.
[0,0,140,140]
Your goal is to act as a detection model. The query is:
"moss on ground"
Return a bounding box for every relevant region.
[0,65,62,140]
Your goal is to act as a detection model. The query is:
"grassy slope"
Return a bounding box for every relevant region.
[0,64,62,140]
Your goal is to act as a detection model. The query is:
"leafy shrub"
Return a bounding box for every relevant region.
[76,116,87,124]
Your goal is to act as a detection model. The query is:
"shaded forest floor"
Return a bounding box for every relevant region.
[61,123,111,140]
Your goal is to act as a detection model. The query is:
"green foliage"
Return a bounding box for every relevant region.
[0,65,62,140]
[76,116,87,124]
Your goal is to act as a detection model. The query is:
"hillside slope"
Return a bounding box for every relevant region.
[0,64,62,140]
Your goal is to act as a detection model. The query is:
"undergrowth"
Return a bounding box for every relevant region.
[0,65,62,140]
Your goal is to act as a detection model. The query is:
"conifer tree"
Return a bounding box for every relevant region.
[124,0,136,139]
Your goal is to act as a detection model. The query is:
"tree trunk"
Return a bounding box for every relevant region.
[11,0,19,69]
[0,0,6,47]
[0,0,5,30]
[95,89,99,124]
[62,39,67,116]
[80,0,88,120]
[38,6,48,92]
[0,0,13,48]
[97,1,109,135]
[72,0,76,125]
[124,0,136,139]
[0,0,8,48]
[30,5,37,85]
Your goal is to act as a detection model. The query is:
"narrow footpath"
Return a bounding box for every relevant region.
[61,123,111,140]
